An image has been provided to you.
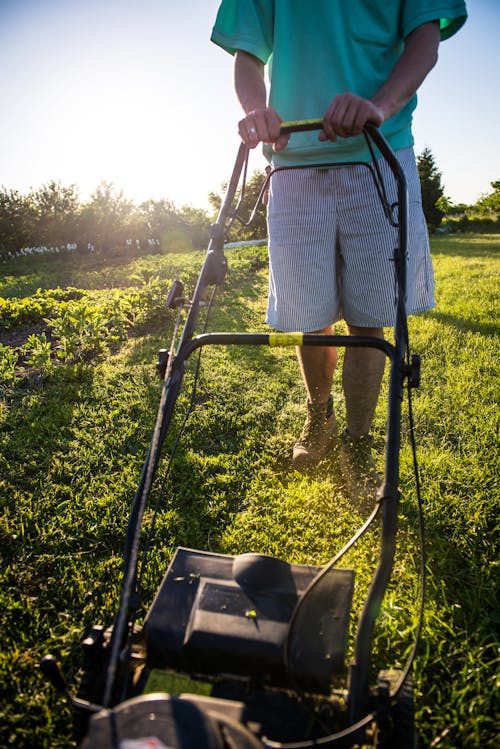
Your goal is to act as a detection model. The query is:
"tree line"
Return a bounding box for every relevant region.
[416,148,499,232]
[1,151,498,261]
[0,181,213,260]
[0,169,270,262]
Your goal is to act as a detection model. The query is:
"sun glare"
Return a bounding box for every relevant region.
[0,0,272,210]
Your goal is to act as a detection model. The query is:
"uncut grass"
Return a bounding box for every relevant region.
[0,236,499,748]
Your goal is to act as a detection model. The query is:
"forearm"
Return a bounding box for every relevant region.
[372,21,440,120]
[234,50,267,114]
[233,50,288,150]
[321,21,441,141]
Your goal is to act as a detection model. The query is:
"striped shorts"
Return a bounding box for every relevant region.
[266,147,435,331]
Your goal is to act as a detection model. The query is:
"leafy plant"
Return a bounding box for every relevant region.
[0,343,19,387]
[0,287,84,329]
[128,271,168,325]
[23,333,53,375]
[47,302,114,362]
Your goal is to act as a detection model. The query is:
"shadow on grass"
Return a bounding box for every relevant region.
[425,309,499,338]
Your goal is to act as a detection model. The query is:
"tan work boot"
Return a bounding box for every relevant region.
[340,429,381,507]
[292,395,338,472]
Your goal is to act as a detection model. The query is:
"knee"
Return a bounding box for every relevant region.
[347,325,384,338]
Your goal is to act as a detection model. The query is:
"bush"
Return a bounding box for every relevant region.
[443,216,499,233]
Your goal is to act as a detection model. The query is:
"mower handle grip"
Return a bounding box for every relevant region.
[280,117,380,136]
[281,117,384,134]
[279,118,324,134]
[280,117,383,142]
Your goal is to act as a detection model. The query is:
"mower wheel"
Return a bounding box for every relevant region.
[374,670,417,749]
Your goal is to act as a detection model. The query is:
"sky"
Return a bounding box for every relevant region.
[0,0,498,211]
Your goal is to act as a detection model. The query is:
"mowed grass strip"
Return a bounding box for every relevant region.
[0,235,498,748]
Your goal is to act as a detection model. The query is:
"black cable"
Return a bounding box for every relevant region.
[284,502,381,674]
[278,503,382,737]
[284,145,425,715]
[391,376,426,699]
[235,154,399,235]
[279,142,426,736]
[259,391,426,749]
[362,131,399,227]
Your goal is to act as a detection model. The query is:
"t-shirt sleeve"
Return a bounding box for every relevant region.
[210,0,274,63]
[402,1,467,41]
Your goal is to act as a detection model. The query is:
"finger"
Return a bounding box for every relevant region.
[238,108,288,150]
[348,98,377,135]
[321,111,336,141]
[263,110,282,143]
[238,117,260,148]
[324,92,356,140]
[338,100,364,136]
[329,97,367,138]
[323,101,348,141]
[273,133,290,152]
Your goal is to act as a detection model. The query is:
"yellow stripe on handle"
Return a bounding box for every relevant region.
[269,332,304,347]
[280,119,323,134]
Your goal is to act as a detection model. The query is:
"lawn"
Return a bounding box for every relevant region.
[0,235,498,748]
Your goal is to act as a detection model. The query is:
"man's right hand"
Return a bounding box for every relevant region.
[238,107,290,152]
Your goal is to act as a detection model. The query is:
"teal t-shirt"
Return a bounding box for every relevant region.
[211,0,467,165]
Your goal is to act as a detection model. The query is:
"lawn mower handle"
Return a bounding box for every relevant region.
[104,120,410,718]
[210,117,407,258]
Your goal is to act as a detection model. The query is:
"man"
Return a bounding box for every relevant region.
[211,1,467,502]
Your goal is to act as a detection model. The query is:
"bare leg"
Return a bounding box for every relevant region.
[343,325,385,438]
[296,324,338,403]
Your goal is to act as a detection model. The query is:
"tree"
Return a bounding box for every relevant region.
[209,168,269,241]
[138,198,182,251]
[132,200,211,253]
[474,180,500,218]
[417,147,445,231]
[80,181,134,252]
[177,205,211,250]
[33,180,80,248]
[445,202,469,216]
[0,188,37,257]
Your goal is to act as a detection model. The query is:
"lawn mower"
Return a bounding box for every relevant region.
[41,121,424,748]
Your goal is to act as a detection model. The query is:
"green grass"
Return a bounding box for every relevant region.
[0,236,499,747]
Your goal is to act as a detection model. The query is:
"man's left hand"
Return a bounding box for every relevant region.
[319,93,384,141]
